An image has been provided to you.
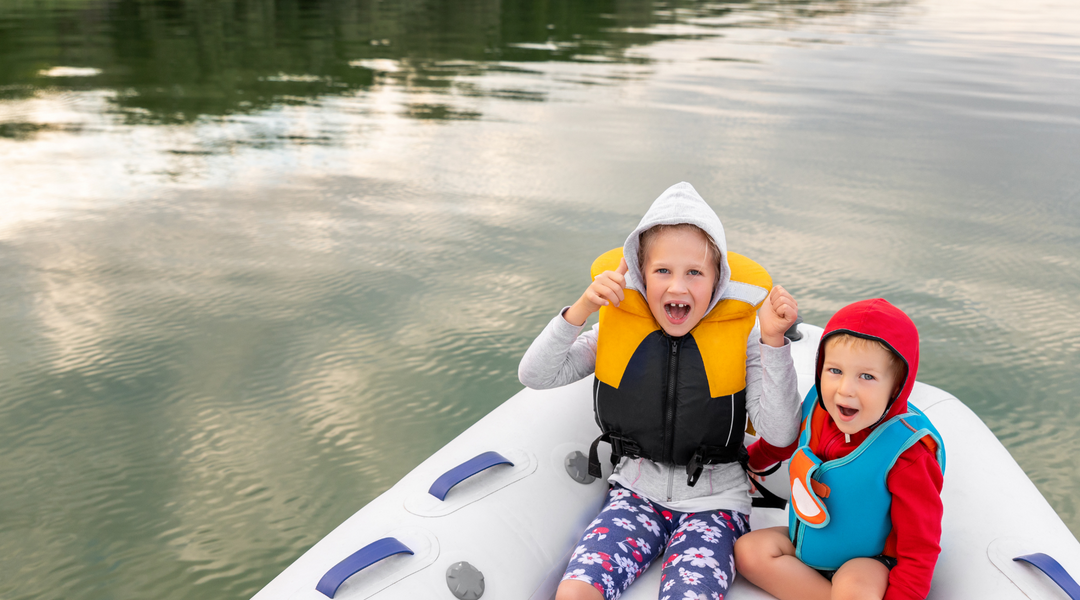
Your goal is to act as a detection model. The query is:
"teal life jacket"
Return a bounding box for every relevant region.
[787,387,945,571]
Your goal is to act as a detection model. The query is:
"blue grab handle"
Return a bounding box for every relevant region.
[428,451,514,501]
[315,537,413,598]
[1014,553,1080,600]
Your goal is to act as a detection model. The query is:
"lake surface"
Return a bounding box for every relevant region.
[1,0,1078,598]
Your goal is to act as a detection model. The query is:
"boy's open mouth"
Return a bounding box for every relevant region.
[664,302,691,323]
[836,404,859,418]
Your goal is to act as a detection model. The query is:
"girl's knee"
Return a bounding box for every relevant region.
[555,579,605,600]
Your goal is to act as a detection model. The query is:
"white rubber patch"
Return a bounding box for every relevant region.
[792,478,821,518]
[987,536,1077,600]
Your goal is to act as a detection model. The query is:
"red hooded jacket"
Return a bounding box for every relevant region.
[749,299,943,600]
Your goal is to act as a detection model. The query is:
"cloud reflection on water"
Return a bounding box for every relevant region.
[0,0,1079,599]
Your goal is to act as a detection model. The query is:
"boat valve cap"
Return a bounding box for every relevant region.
[446,561,485,599]
[784,316,804,342]
[565,450,597,484]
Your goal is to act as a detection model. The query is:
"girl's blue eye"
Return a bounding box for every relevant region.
[657,268,670,274]
[860,373,875,381]
[689,269,702,276]
[827,368,841,375]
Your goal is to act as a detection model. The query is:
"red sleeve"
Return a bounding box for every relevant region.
[882,443,944,600]
[747,437,799,472]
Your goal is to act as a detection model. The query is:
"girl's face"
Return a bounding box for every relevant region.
[642,227,717,337]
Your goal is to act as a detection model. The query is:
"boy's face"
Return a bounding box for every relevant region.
[819,338,901,435]
[643,227,717,337]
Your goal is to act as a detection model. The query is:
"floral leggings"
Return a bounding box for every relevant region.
[561,484,749,600]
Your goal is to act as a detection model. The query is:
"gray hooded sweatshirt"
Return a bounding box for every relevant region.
[519,182,801,514]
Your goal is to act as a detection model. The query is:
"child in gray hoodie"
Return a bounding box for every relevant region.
[519,182,802,600]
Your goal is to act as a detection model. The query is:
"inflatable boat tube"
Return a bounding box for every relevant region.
[251,324,1080,600]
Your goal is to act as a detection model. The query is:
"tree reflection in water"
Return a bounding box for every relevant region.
[0,0,906,128]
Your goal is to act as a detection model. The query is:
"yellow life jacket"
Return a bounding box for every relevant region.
[586,247,772,486]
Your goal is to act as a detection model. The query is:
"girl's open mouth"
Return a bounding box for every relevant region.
[664,302,691,323]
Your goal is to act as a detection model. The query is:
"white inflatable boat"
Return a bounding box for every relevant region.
[251,324,1080,600]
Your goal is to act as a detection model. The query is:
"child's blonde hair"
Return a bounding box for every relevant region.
[824,333,907,385]
[637,223,722,280]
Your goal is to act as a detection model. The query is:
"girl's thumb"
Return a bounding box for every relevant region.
[617,257,629,275]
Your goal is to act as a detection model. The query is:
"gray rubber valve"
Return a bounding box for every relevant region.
[565,450,596,484]
[446,561,484,599]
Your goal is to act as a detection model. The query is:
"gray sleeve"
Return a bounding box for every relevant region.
[518,309,599,389]
[744,319,802,446]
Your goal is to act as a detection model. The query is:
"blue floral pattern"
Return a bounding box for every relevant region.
[561,485,748,600]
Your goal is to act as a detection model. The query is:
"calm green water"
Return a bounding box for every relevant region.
[1,0,1078,598]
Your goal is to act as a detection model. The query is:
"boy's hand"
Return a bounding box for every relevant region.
[759,285,798,348]
[563,258,629,326]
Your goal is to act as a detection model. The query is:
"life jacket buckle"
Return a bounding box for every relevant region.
[609,435,642,459]
[588,432,643,479]
[686,450,705,487]
[686,445,745,487]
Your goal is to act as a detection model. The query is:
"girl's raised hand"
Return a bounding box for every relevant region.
[563,258,629,326]
[759,285,798,348]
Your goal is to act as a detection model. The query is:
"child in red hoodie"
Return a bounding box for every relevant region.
[734,299,945,600]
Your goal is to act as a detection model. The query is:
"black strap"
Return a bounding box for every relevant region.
[588,432,645,478]
[741,451,788,509]
[587,432,610,479]
[751,482,788,509]
[590,437,788,509]
[748,460,783,477]
[686,445,748,487]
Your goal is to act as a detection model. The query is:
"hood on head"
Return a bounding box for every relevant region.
[622,182,729,315]
[815,298,920,425]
